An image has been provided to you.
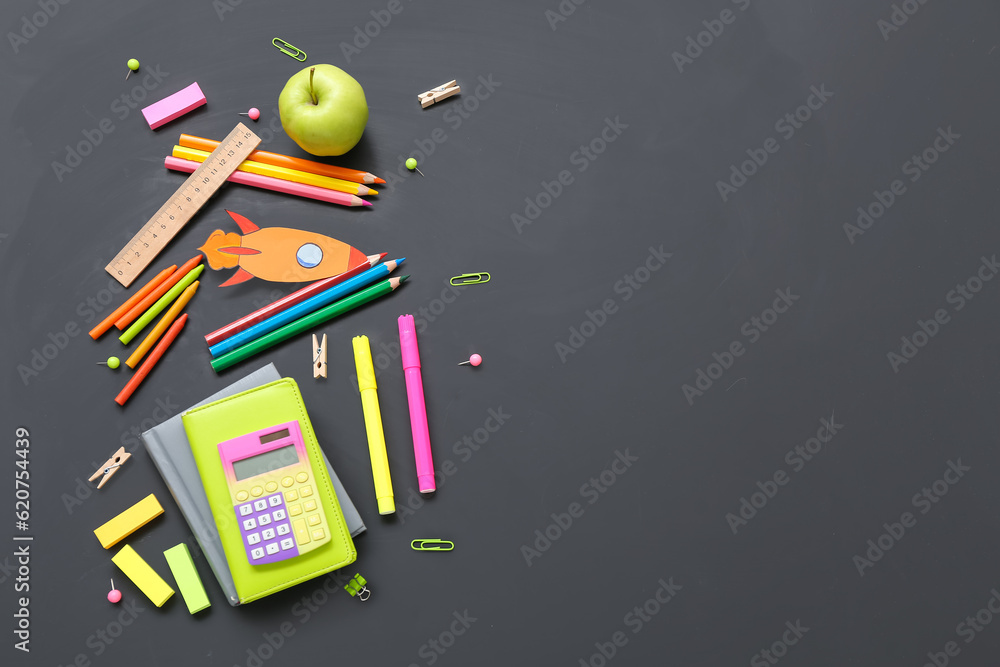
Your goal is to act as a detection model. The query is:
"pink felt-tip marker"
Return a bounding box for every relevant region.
[399,314,435,493]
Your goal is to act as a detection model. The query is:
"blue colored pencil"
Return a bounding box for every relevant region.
[209,258,404,357]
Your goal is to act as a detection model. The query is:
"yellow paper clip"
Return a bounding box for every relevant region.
[411,539,454,551]
[449,272,490,286]
[272,38,307,61]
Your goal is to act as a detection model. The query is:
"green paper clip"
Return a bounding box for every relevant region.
[411,539,455,551]
[449,273,490,286]
[345,573,370,601]
[272,38,307,61]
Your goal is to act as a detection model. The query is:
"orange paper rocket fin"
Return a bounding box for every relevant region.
[226,209,260,234]
[218,267,256,287]
[218,247,262,255]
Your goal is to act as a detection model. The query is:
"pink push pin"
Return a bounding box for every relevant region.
[458,353,482,367]
[239,107,261,121]
[107,579,122,604]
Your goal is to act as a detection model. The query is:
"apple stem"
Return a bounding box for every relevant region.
[308,67,317,105]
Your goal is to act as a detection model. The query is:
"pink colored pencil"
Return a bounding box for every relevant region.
[203,253,387,347]
[164,156,372,207]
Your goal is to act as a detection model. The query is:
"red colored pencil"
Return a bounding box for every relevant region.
[115,313,187,406]
[203,253,386,346]
[115,255,202,330]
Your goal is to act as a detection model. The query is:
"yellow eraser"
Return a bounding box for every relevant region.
[112,544,175,607]
[163,543,211,614]
[94,494,164,549]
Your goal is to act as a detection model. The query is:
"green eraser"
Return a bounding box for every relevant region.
[163,543,211,614]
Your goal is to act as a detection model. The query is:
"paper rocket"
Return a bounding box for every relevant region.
[199,210,367,286]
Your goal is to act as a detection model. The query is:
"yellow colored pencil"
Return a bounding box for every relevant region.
[126,281,199,369]
[171,146,377,196]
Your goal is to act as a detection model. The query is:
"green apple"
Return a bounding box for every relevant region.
[278,65,368,156]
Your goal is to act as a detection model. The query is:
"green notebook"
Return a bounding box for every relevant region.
[182,378,356,604]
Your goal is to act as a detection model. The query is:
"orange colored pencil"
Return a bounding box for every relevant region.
[88,265,175,339]
[115,313,187,406]
[126,281,199,368]
[179,134,385,185]
[115,255,202,330]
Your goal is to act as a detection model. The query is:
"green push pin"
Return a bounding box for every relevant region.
[97,356,121,370]
[126,59,140,80]
[405,158,424,177]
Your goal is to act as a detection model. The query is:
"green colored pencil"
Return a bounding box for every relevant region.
[211,275,408,372]
[119,264,204,345]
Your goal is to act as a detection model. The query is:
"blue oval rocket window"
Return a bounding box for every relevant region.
[296,243,323,268]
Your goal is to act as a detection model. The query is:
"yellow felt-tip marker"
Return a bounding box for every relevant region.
[353,335,394,514]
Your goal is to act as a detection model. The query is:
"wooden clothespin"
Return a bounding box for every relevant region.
[418,80,460,108]
[89,447,132,489]
[313,333,328,378]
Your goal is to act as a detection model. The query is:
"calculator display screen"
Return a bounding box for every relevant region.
[232,445,298,481]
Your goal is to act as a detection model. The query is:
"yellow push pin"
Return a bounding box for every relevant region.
[125,59,140,80]
[97,356,121,370]
[405,158,424,177]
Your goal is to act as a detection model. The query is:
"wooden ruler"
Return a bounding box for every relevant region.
[106,123,261,287]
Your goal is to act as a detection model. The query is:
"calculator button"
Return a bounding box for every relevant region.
[262,528,276,540]
[250,547,265,560]
[242,518,257,530]
[300,485,313,497]
[293,519,310,545]
[236,491,249,502]
[250,486,263,497]
[280,538,294,550]
[308,514,322,526]
[247,532,261,545]
[258,514,272,526]
[282,476,294,487]
[239,504,253,516]
[284,490,298,502]
[265,481,278,493]
[253,499,268,512]
[311,528,325,541]
[288,503,302,516]
[265,543,279,555]
[296,472,309,483]
[304,499,317,512]
[273,509,287,521]
[277,523,290,536]
[268,495,282,507]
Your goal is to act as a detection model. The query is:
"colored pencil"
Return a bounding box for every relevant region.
[203,253,386,347]
[164,157,371,208]
[126,281,199,368]
[179,134,385,184]
[115,313,187,406]
[89,265,175,339]
[115,255,202,330]
[119,265,204,345]
[211,276,407,373]
[172,146,378,196]
[209,259,404,357]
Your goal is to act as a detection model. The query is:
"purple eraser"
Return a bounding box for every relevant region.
[141,82,207,130]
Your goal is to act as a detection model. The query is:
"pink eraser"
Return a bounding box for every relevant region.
[141,82,206,130]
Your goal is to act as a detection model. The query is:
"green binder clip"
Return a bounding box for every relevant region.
[344,573,370,601]
[411,539,454,551]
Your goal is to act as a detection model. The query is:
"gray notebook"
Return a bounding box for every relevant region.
[142,363,365,606]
